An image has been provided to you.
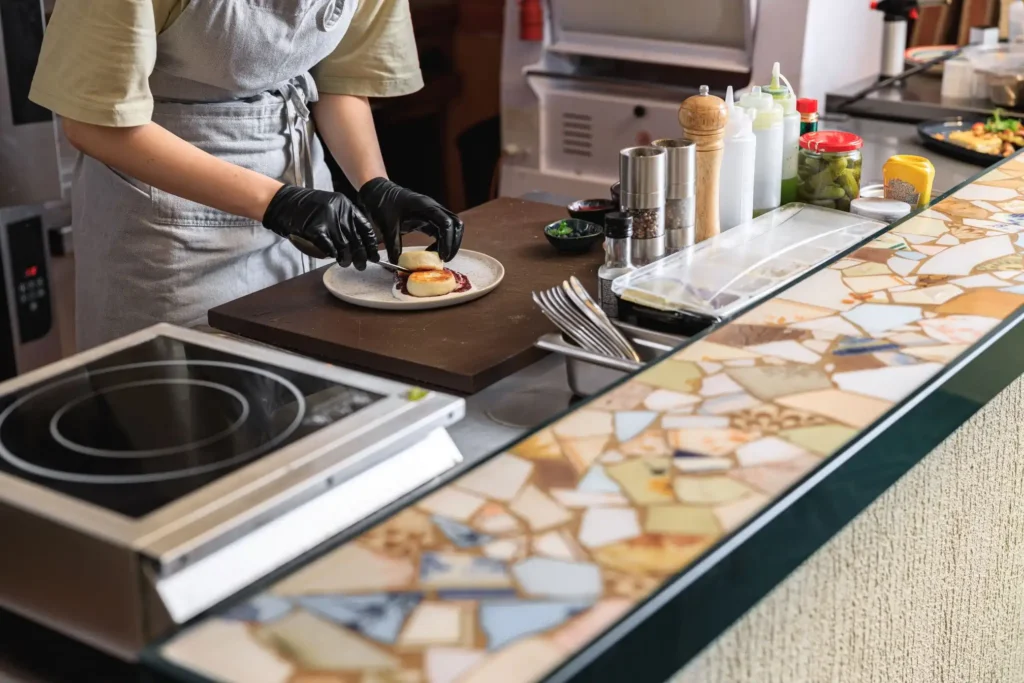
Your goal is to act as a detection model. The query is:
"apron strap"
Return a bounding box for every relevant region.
[275,76,322,272]
[276,76,319,190]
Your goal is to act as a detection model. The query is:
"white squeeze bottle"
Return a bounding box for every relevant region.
[764,62,800,205]
[1011,0,1024,43]
[739,85,783,216]
[719,86,756,231]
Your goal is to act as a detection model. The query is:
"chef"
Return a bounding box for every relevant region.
[29,0,464,350]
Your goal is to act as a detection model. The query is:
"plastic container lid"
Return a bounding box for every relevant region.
[763,62,797,114]
[724,86,754,139]
[850,197,912,222]
[738,86,783,126]
[604,212,633,239]
[799,130,863,153]
[611,203,886,320]
[796,98,818,114]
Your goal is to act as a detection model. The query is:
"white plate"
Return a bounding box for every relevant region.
[323,247,505,311]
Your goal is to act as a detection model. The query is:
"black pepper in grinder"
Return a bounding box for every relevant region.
[619,146,667,266]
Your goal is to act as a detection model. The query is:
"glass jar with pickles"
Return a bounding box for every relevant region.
[796,131,863,212]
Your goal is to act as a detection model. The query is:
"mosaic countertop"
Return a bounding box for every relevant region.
[154,158,1024,683]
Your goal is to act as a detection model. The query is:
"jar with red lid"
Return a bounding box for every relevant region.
[796,131,863,212]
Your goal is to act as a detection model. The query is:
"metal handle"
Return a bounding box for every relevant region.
[535,334,644,373]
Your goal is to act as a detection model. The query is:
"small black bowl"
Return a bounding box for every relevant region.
[567,198,617,225]
[544,218,604,254]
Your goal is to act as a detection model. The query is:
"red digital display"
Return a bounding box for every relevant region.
[24,266,37,278]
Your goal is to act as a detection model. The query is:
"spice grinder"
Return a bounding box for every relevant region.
[618,146,666,266]
[652,138,695,253]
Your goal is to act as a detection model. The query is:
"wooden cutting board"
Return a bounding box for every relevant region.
[209,198,603,394]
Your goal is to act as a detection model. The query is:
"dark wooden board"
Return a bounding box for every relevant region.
[209,198,602,394]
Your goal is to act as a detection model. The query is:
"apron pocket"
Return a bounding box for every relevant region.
[152,188,258,227]
[151,100,292,228]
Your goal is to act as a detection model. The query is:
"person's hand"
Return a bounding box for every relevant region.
[262,185,379,270]
[358,178,464,264]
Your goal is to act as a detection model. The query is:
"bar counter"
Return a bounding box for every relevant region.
[2,137,1023,683]
[141,151,1024,681]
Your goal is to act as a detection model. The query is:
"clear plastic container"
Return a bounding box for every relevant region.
[611,203,886,335]
[796,131,863,212]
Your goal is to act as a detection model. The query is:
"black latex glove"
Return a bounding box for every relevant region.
[357,178,464,264]
[262,185,379,270]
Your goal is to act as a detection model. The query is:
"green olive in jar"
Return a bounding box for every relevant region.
[797,131,864,212]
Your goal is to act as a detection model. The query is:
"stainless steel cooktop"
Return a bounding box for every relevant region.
[0,324,465,659]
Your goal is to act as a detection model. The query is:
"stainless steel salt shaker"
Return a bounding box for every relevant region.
[619,146,667,266]
[652,138,695,253]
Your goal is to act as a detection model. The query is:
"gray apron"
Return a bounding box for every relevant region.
[72,0,357,350]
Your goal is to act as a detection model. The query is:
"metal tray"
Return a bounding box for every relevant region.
[536,322,685,396]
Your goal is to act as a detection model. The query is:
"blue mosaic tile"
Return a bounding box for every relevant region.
[296,592,422,645]
[833,336,900,356]
[432,515,492,548]
[614,411,659,443]
[576,465,622,494]
[480,600,592,650]
[221,595,292,623]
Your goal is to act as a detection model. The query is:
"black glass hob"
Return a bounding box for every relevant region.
[0,336,383,518]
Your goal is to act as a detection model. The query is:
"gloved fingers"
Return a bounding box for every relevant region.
[384,225,403,266]
[310,233,338,261]
[332,229,354,268]
[410,207,461,261]
[448,214,465,260]
[354,209,380,264]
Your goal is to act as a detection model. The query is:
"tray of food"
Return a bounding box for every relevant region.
[918,110,1024,166]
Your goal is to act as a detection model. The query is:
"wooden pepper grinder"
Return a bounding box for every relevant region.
[679,86,728,243]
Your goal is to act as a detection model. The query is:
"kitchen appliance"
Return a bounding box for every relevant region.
[612,203,887,335]
[500,0,886,199]
[0,324,465,659]
[0,0,67,207]
[0,205,61,381]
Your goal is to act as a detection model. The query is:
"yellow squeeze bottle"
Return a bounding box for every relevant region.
[883,155,935,209]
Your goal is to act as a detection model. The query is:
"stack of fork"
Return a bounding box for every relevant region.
[532,276,640,362]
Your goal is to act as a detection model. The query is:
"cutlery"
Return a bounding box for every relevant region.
[538,290,619,357]
[374,260,413,275]
[564,278,641,362]
[532,280,642,362]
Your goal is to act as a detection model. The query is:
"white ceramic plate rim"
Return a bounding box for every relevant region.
[322,247,505,311]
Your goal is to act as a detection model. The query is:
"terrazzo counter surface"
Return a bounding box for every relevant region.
[149,156,1024,683]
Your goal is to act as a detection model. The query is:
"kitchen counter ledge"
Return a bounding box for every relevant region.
[147,156,1024,682]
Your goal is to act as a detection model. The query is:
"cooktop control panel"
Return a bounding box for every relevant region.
[6,215,52,344]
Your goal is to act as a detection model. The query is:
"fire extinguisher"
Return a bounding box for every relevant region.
[520,0,542,42]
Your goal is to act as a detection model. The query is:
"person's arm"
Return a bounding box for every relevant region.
[62,119,283,221]
[311,94,387,190]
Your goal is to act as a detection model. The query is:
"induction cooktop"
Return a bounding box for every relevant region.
[0,335,383,518]
[0,324,465,659]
